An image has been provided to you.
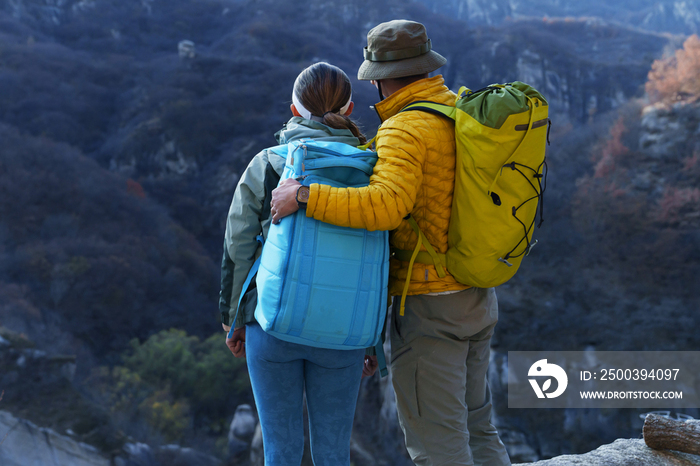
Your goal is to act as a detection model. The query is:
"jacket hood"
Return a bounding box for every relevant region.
[275,117,361,146]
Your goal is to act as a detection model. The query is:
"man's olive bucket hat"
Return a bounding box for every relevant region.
[357,20,447,81]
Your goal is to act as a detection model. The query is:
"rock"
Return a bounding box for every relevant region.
[2,341,76,385]
[178,40,196,59]
[115,443,156,466]
[639,102,700,160]
[154,444,221,466]
[350,437,376,465]
[349,336,413,466]
[228,404,257,458]
[228,436,249,461]
[631,171,653,191]
[500,428,539,463]
[249,423,263,466]
[0,327,34,350]
[229,404,256,443]
[514,438,700,465]
[59,359,77,382]
[154,139,198,175]
[0,410,109,466]
[116,442,224,466]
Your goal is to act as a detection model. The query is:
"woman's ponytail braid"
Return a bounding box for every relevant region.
[321,113,367,145]
[294,62,368,145]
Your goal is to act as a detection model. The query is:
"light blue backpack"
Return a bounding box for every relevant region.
[253,139,389,350]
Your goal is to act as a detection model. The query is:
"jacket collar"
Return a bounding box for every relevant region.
[275,117,361,146]
[374,75,449,122]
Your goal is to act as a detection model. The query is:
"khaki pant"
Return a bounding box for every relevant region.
[390,288,511,466]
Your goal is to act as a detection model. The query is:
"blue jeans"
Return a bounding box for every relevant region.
[245,322,364,466]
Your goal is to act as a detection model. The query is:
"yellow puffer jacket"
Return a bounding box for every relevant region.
[306,75,469,296]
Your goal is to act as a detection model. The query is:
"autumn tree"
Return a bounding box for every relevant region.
[646,35,700,104]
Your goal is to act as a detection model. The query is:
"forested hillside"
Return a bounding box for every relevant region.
[419,0,700,34]
[0,0,698,464]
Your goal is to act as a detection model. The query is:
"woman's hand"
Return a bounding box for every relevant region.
[271,178,302,224]
[226,326,247,358]
[362,355,378,378]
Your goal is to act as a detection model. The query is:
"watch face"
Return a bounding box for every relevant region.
[297,186,310,203]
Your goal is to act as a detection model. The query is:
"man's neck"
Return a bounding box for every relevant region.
[379,73,431,98]
[380,80,407,98]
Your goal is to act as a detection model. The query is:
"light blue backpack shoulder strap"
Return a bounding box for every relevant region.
[267,144,287,158]
[228,142,285,338]
[228,234,265,339]
[375,340,388,378]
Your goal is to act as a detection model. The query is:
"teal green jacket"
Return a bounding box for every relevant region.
[219,118,362,328]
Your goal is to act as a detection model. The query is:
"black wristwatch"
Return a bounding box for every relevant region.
[296,185,310,208]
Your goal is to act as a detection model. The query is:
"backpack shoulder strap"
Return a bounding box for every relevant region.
[400,101,457,121]
[393,103,456,316]
[374,339,388,378]
[228,234,265,338]
[395,216,447,317]
[266,144,288,158]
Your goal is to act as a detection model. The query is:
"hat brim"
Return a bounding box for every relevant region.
[357,50,447,81]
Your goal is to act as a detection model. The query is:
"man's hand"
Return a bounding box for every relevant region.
[225,326,246,358]
[362,355,378,378]
[271,178,302,224]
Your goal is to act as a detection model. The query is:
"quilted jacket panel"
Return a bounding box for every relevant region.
[307,76,469,296]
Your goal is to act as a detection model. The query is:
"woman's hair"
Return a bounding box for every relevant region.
[293,62,367,145]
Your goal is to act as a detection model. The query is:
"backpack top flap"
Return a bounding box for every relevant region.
[456,81,547,130]
[285,139,377,188]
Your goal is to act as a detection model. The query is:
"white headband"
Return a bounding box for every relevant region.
[292,90,352,123]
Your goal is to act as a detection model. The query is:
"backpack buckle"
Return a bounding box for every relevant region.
[526,239,538,256]
[498,257,513,267]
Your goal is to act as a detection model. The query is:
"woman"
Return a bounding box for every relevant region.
[219,62,377,466]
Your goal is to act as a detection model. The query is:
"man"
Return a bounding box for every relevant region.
[271,20,511,466]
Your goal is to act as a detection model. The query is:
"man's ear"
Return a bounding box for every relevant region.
[290,104,302,117]
[343,102,354,116]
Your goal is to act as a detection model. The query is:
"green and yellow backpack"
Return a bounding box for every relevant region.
[395,82,549,313]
